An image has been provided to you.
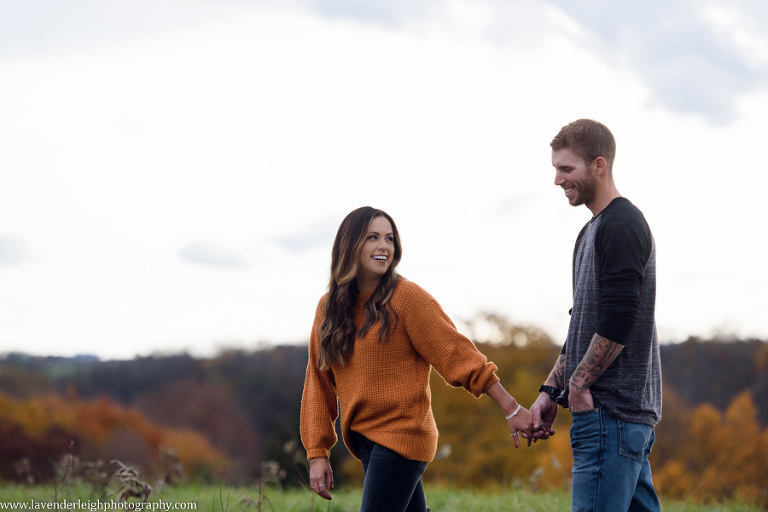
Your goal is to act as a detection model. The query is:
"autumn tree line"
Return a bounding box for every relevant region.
[0,321,767,506]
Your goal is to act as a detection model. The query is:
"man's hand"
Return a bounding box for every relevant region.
[530,393,557,440]
[567,383,595,412]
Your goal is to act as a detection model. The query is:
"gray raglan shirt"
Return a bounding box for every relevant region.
[563,197,662,426]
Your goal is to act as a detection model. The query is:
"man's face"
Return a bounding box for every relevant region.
[552,148,597,208]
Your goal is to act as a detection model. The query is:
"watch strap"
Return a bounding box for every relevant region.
[539,384,562,401]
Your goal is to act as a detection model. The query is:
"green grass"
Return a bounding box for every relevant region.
[0,484,763,512]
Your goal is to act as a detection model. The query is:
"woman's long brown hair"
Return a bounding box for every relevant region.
[317,207,402,370]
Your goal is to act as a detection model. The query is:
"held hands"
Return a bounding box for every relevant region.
[529,393,558,441]
[308,458,333,500]
[485,382,554,447]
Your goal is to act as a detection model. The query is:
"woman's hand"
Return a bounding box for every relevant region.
[485,382,541,448]
[309,459,334,500]
[507,406,535,448]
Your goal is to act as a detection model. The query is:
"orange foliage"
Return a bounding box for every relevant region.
[0,391,226,482]
[161,430,228,476]
[654,392,768,507]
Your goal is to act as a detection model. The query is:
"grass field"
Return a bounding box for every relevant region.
[0,484,763,512]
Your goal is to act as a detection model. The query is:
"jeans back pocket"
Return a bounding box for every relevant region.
[617,420,653,460]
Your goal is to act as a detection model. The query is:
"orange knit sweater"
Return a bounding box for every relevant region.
[300,278,500,463]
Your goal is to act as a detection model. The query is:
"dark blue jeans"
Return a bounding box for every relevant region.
[350,431,429,512]
[570,405,661,512]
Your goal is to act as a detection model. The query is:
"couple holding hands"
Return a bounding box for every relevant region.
[300,119,662,512]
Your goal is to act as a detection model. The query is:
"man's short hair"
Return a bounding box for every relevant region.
[550,119,616,172]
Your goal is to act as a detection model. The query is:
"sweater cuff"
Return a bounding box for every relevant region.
[482,373,500,394]
[306,448,331,461]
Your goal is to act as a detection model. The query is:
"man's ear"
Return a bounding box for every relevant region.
[593,156,608,176]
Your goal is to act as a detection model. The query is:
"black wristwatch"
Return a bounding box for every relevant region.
[539,385,562,402]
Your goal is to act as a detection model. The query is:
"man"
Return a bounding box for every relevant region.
[530,119,662,512]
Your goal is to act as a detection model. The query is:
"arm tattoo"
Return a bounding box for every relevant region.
[569,334,624,390]
[545,354,566,389]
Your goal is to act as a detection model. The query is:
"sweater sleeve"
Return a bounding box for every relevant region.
[400,283,499,397]
[299,297,339,460]
[595,207,652,345]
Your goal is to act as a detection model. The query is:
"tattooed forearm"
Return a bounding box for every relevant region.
[545,354,566,389]
[569,334,624,390]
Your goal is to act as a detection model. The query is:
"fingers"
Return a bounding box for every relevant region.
[311,480,333,500]
[508,405,557,447]
[519,403,557,444]
[515,408,535,436]
[309,460,334,500]
[533,418,555,438]
[513,427,537,447]
[518,427,534,441]
[509,407,535,448]
[317,482,332,500]
[327,470,334,492]
[532,403,542,430]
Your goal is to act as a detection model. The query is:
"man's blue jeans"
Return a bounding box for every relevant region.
[570,405,661,512]
[350,431,429,512]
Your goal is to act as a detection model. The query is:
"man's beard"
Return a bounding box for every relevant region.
[571,172,597,207]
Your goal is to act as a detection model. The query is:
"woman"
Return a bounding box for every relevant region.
[300,206,535,511]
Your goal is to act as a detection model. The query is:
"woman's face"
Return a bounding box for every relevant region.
[357,215,395,286]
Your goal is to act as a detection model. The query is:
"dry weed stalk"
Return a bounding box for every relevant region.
[159,447,183,485]
[56,453,81,484]
[13,457,34,485]
[258,460,286,485]
[55,453,112,496]
[109,460,152,503]
[82,459,110,496]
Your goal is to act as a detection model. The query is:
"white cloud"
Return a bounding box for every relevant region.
[543,0,768,123]
[0,0,766,359]
[701,1,768,68]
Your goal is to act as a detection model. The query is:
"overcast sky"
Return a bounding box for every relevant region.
[2,0,767,360]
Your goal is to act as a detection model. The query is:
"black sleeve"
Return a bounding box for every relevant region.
[594,206,652,345]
